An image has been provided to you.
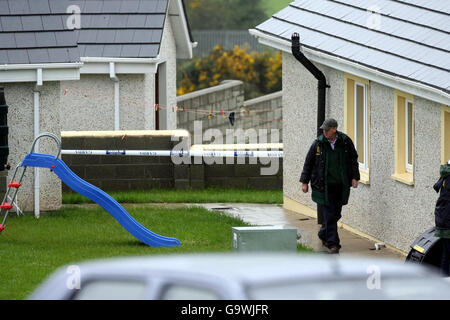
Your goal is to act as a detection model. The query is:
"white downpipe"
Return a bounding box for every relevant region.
[110,62,120,131]
[114,81,120,130]
[34,68,43,218]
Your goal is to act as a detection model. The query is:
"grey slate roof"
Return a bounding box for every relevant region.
[0,0,173,64]
[71,0,168,58]
[255,0,450,94]
[0,0,80,64]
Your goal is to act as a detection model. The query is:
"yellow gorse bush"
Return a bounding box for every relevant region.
[177,45,282,99]
[189,0,201,9]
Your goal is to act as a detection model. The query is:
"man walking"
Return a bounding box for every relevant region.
[300,118,360,254]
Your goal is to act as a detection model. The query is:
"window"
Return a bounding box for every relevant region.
[406,100,414,172]
[73,280,147,300]
[355,82,368,169]
[345,74,370,183]
[248,277,450,300]
[392,91,414,185]
[160,284,220,300]
[443,105,450,165]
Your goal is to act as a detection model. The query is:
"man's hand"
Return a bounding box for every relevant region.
[352,179,358,188]
[302,183,309,193]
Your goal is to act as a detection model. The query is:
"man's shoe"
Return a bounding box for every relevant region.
[318,236,328,247]
[329,246,340,254]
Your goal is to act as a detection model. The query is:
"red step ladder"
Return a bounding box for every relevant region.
[0,164,27,234]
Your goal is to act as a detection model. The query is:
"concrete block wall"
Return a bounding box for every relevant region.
[243,91,283,143]
[177,80,245,142]
[61,131,188,192]
[61,131,282,192]
[173,160,283,190]
[177,80,283,143]
[205,161,283,190]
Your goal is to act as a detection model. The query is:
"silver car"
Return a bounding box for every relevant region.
[29,253,450,300]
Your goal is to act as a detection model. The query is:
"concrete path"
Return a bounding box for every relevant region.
[196,203,406,260]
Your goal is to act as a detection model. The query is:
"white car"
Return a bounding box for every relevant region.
[29,253,450,300]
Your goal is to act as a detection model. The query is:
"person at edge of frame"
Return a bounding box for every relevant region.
[433,160,450,277]
[299,118,360,254]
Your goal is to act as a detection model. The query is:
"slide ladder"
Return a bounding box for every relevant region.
[0,133,180,248]
[0,164,26,232]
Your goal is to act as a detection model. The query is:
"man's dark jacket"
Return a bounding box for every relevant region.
[300,131,360,206]
[434,164,450,238]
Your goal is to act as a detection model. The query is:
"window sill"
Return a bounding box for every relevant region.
[391,172,414,186]
[359,169,370,185]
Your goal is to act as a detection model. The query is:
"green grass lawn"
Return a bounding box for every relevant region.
[63,188,283,205]
[1,187,311,300]
[262,0,292,16]
[0,205,250,300]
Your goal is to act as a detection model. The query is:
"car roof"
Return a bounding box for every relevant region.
[30,253,449,300]
[53,253,438,285]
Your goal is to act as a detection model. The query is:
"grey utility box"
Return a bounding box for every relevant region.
[232,226,298,252]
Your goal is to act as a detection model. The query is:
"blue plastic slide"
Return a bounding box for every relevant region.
[21,153,181,248]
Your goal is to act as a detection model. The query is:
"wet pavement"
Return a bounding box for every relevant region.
[196,203,406,260]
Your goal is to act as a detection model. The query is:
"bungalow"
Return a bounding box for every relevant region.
[0,0,194,213]
[61,0,194,131]
[0,0,81,214]
[250,0,450,253]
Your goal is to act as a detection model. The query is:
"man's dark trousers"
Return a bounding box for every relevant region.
[318,184,343,249]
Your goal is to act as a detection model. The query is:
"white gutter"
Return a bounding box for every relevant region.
[33,68,43,219]
[109,62,120,131]
[0,63,82,83]
[81,57,160,64]
[249,29,450,106]
[80,57,161,75]
[0,62,83,71]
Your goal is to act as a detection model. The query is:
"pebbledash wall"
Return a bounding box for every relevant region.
[3,82,62,212]
[60,18,178,131]
[61,131,282,191]
[176,80,282,143]
[282,52,441,253]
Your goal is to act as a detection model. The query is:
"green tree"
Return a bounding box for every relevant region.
[186,0,268,30]
[177,45,282,99]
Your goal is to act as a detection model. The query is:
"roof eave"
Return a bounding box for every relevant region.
[79,57,161,74]
[249,29,450,106]
[169,0,194,59]
[0,62,82,83]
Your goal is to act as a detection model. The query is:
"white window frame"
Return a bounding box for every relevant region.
[354,82,369,171]
[405,99,414,173]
